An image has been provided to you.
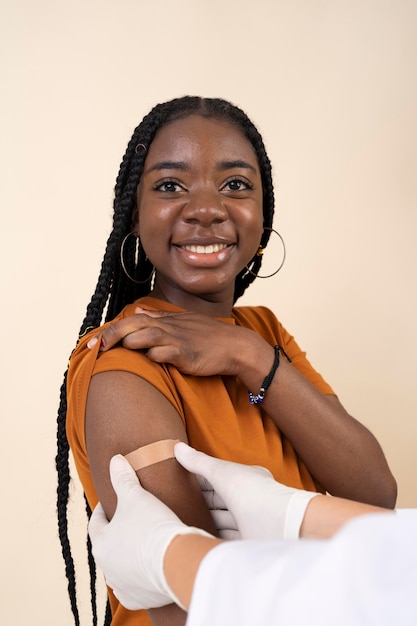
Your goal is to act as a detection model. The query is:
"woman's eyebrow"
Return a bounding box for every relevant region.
[217,159,257,172]
[144,159,257,175]
[145,160,190,174]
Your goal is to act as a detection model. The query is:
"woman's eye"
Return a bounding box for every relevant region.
[223,178,253,192]
[155,181,182,193]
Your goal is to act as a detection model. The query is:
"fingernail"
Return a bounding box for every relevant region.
[135,306,144,313]
[87,337,98,349]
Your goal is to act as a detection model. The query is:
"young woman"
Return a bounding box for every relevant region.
[57,96,397,626]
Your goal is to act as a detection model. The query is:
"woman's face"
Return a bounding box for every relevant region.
[135,114,264,311]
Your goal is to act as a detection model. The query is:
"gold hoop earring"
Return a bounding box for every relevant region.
[120,233,154,284]
[245,228,286,279]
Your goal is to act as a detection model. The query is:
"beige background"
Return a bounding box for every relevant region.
[1,0,416,623]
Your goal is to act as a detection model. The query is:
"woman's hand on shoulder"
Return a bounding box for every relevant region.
[87,307,261,378]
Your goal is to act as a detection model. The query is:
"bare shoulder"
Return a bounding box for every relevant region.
[85,370,214,532]
[86,369,186,454]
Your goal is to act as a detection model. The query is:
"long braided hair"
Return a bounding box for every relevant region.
[56,96,276,625]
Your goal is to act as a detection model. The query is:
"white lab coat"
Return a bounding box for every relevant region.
[187,510,417,625]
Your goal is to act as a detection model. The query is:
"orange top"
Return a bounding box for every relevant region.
[66,296,334,625]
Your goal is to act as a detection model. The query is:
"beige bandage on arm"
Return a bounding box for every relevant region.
[125,439,181,471]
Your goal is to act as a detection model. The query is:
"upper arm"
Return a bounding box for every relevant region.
[85,369,217,534]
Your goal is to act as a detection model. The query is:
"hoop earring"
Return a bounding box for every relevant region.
[120,233,154,284]
[245,228,286,279]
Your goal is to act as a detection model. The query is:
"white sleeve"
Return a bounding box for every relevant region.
[186,510,417,626]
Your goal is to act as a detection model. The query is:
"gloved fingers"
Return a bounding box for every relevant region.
[196,474,227,508]
[110,454,177,525]
[210,508,238,533]
[200,488,227,511]
[174,442,231,489]
[88,503,109,541]
[195,473,214,493]
[175,443,274,493]
[219,529,241,540]
[109,454,143,494]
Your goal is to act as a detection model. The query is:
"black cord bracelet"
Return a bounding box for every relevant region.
[248,345,292,405]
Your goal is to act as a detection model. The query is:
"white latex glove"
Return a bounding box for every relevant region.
[88,454,213,611]
[175,442,320,540]
[195,471,240,540]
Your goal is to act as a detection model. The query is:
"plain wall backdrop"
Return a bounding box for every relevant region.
[1,1,416,624]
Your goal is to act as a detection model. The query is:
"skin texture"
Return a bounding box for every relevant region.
[85,115,397,625]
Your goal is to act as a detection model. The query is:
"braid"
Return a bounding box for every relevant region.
[234,125,275,301]
[57,95,277,624]
[84,496,98,626]
[56,373,80,626]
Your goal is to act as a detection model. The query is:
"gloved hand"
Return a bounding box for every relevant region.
[88,454,213,611]
[175,443,320,540]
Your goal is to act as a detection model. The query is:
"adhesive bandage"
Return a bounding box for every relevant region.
[125,439,180,471]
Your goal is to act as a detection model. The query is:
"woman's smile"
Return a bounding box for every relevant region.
[177,242,230,254]
[173,240,235,268]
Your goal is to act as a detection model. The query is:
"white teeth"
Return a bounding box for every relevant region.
[182,243,228,254]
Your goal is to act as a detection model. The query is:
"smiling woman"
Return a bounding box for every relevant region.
[57,96,397,626]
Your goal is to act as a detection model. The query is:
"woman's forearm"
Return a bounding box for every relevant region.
[235,337,397,507]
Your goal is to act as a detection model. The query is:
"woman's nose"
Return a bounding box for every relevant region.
[181,190,228,225]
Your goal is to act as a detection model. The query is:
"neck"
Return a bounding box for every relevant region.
[150,285,234,318]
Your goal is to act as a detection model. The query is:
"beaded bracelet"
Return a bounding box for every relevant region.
[248,345,292,405]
